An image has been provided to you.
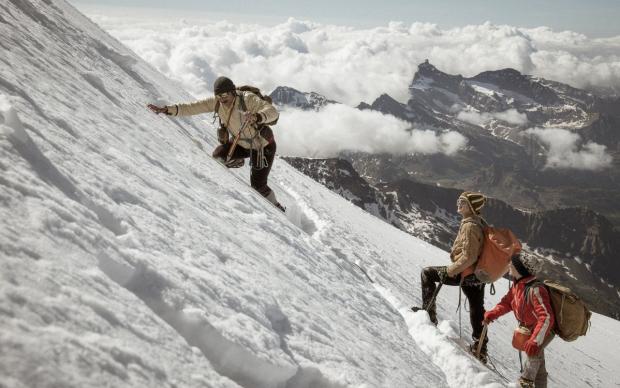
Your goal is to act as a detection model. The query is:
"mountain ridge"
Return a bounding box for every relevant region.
[275,61,620,227]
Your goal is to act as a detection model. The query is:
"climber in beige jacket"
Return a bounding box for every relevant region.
[148,76,284,212]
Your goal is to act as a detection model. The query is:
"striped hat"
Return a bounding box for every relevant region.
[512,253,543,276]
[459,191,486,214]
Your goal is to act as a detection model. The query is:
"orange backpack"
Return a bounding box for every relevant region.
[474,227,522,283]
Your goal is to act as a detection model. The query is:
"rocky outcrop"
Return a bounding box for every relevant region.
[270,86,337,111]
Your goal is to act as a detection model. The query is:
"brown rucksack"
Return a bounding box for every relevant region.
[526,280,592,342]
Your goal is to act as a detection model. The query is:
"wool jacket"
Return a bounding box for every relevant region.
[166,91,279,150]
[486,276,555,345]
[446,216,484,277]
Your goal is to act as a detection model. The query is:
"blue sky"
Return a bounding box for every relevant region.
[72,0,620,36]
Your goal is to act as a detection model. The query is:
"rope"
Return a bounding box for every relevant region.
[237,92,269,170]
[253,133,269,170]
[487,355,511,383]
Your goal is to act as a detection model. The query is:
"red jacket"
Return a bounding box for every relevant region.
[486,276,555,345]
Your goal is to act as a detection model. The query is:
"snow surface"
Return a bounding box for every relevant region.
[1,1,619,388]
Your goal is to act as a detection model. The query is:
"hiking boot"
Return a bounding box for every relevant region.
[518,378,535,388]
[469,341,488,364]
[411,306,438,325]
[224,158,244,168]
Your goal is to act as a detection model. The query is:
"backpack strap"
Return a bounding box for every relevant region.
[238,91,247,112]
[213,99,222,127]
[213,91,242,126]
[521,279,545,323]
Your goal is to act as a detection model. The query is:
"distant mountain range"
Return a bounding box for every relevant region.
[269,86,338,111]
[271,61,620,227]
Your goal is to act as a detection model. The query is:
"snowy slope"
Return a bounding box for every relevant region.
[1,1,442,387]
[275,165,620,387]
[0,1,618,388]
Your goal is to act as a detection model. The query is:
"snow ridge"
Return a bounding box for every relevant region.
[356,262,504,388]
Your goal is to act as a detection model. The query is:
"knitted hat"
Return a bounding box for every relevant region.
[511,253,542,277]
[459,191,486,214]
[213,76,236,95]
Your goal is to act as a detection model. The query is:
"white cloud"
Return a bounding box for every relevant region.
[457,108,528,126]
[493,109,529,126]
[85,12,620,105]
[525,127,612,170]
[274,104,467,157]
[457,110,488,126]
[83,9,615,162]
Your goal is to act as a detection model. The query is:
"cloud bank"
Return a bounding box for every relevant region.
[274,105,467,157]
[457,108,528,126]
[526,127,612,170]
[84,9,617,162]
[87,12,620,106]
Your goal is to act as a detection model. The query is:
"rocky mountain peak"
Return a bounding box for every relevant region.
[411,60,464,92]
[416,59,439,75]
[269,86,337,111]
[471,68,560,105]
[270,85,306,104]
[473,68,525,83]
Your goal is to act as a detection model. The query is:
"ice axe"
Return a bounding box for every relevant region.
[225,118,251,164]
[476,323,488,359]
[412,279,444,315]
[425,279,444,311]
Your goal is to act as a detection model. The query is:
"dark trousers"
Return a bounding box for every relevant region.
[213,141,276,197]
[421,266,487,346]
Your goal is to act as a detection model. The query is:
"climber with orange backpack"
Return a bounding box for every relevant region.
[148,76,285,212]
[412,191,492,363]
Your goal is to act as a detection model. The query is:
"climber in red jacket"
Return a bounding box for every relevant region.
[483,254,555,388]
